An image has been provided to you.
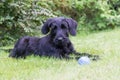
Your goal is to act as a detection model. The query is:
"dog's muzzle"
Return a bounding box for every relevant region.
[54,36,66,46]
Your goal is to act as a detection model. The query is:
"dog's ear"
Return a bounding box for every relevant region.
[41,18,53,34]
[64,18,77,36]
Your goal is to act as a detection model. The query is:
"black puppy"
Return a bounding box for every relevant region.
[9,17,78,59]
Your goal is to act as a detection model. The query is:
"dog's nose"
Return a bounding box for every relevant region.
[57,37,63,41]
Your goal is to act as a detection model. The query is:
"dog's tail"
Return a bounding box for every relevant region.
[9,36,30,58]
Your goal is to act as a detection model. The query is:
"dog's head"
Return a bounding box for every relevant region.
[41,17,77,46]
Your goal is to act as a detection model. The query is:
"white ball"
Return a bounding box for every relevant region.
[78,56,90,65]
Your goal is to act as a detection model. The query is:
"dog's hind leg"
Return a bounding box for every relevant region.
[9,36,30,58]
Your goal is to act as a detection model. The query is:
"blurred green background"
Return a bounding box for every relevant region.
[0,0,120,46]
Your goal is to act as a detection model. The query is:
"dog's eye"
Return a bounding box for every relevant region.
[52,25,57,30]
[61,25,67,29]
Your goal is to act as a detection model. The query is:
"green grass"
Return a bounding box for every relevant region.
[0,28,120,80]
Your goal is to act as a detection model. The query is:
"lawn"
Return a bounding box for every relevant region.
[0,28,120,80]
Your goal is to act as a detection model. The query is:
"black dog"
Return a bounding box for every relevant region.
[9,17,78,59]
